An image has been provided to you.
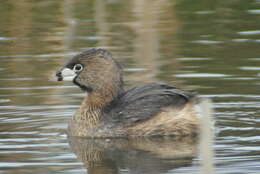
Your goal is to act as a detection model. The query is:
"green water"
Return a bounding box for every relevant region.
[0,0,259,173]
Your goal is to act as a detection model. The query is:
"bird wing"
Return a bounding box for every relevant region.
[108,83,194,126]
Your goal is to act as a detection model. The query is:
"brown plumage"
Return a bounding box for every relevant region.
[56,48,201,137]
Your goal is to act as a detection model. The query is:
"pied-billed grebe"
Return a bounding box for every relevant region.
[56,48,201,137]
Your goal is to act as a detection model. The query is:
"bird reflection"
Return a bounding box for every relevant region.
[68,136,198,174]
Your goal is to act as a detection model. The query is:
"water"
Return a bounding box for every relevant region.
[0,0,260,173]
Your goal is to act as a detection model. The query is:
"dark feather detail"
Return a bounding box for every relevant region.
[106,83,195,126]
[73,78,93,92]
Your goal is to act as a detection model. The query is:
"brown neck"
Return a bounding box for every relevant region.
[76,85,123,127]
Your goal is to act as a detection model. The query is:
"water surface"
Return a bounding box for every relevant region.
[0,0,260,173]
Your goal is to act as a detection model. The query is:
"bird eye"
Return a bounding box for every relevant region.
[73,64,83,72]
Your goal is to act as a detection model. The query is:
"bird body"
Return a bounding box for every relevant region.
[56,48,201,137]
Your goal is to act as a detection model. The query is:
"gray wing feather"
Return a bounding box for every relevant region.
[109,83,194,126]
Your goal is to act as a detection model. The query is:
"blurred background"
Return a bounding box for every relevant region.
[0,0,259,174]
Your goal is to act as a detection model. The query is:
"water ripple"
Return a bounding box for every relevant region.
[238,30,260,35]
[175,73,230,78]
